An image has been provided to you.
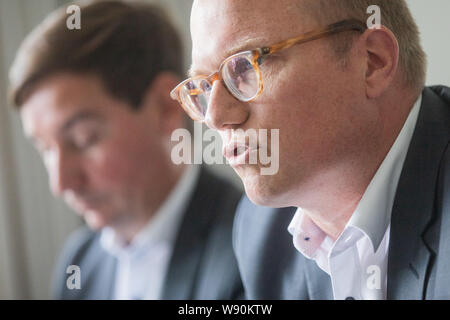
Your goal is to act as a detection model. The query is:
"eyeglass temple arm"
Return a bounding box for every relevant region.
[261,19,367,56]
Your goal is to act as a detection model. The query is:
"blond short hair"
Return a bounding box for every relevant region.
[300,0,427,90]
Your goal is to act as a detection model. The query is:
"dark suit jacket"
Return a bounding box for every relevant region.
[53,167,243,299]
[233,86,450,299]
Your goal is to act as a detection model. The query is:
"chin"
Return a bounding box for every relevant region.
[239,168,290,208]
[83,210,109,230]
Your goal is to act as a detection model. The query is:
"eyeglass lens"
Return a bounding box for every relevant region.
[181,53,260,119]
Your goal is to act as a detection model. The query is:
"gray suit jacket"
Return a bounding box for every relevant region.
[53,167,243,299]
[233,86,450,299]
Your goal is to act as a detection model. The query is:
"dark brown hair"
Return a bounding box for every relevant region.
[9,0,183,109]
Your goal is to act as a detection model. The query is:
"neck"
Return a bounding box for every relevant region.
[114,163,187,244]
[297,88,420,240]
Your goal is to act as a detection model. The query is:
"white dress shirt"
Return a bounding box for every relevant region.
[288,95,422,300]
[100,165,200,300]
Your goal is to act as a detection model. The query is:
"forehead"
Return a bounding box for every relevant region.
[190,0,314,74]
[20,73,108,137]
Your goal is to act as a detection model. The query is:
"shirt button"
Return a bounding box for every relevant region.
[345,296,355,300]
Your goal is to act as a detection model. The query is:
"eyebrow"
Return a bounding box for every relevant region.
[60,110,103,135]
[188,38,265,78]
[27,110,103,150]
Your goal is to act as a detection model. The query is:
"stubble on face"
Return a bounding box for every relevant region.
[191,0,314,205]
[191,0,379,210]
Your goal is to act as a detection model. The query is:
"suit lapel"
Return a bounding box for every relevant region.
[96,255,117,299]
[303,259,333,300]
[76,238,117,300]
[429,90,450,299]
[387,87,450,299]
[160,168,217,299]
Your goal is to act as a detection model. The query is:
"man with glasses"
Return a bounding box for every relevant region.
[9,0,243,300]
[172,0,450,299]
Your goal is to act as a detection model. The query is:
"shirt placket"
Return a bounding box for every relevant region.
[117,252,132,300]
[329,234,362,300]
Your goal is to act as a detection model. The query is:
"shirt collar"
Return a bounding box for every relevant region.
[288,94,422,253]
[288,208,327,258]
[100,165,201,257]
[348,94,422,251]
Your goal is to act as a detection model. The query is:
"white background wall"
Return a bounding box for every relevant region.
[408,0,450,86]
[0,0,82,299]
[0,0,449,299]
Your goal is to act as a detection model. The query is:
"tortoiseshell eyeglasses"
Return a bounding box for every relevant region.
[170,19,367,122]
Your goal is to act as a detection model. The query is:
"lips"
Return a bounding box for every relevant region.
[223,140,257,166]
[223,141,246,158]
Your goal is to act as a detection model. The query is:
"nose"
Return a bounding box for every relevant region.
[47,148,84,197]
[204,80,249,131]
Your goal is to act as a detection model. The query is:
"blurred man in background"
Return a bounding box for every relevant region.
[8,0,242,300]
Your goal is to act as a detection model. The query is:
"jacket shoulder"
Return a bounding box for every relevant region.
[196,168,242,217]
[233,196,314,299]
[51,226,107,299]
[185,168,244,299]
[54,226,97,273]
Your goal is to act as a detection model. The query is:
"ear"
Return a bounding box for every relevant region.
[140,72,186,136]
[362,26,399,99]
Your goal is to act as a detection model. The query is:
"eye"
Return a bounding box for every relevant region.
[186,80,195,90]
[200,80,212,93]
[71,131,100,150]
[63,116,106,151]
[230,57,253,75]
[257,55,266,66]
[67,122,103,151]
